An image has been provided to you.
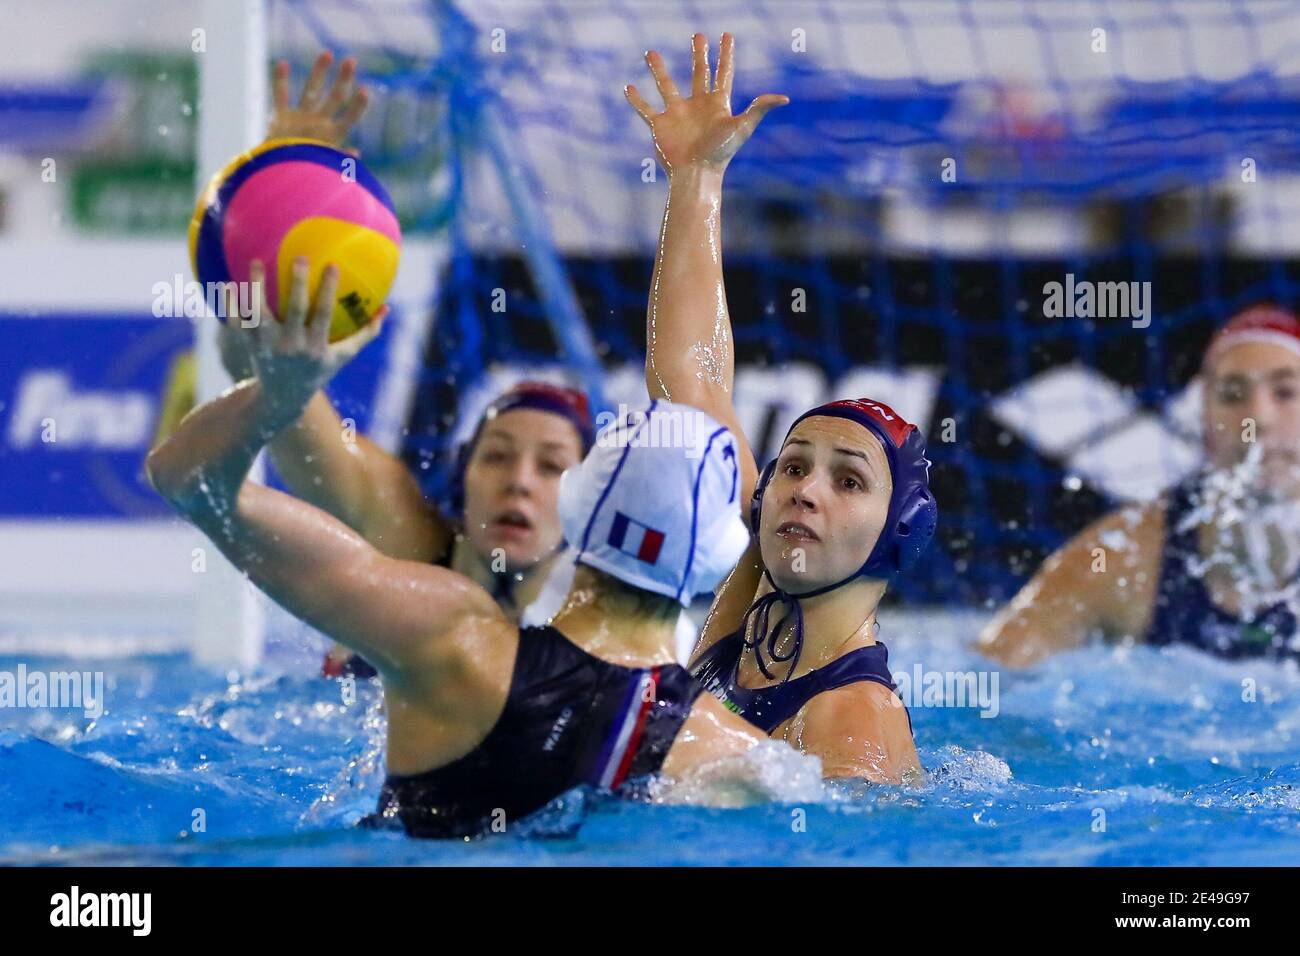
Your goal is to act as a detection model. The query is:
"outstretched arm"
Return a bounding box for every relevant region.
[222,325,446,562]
[627,33,786,661]
[149,387,487,677]
[978,504,1162,667]
[626,32,786,508]
[149,261,491,676]
[218,50,449,563]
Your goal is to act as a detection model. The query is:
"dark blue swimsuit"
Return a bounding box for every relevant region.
[1145,478,1298,659]
[690,629,910,734]
[366,625,704,839]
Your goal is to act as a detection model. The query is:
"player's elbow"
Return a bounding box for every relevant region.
[977,617,1042,669]
[976,617,1017,664]
[145,439,188,507]
[145,440,214,519]
[644,367,724,419]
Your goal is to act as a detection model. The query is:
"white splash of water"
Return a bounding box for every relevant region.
[647,739,825,807]
[299,688,388,828]
[924,744,1014,793]
[1179,448,1300,624]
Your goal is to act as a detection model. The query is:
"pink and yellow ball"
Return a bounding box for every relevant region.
[188,138,401,343]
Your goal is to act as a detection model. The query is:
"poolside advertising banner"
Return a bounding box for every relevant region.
[0,313,393,519]
[0,314,188,518]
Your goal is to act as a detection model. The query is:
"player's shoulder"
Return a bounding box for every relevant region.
[799,678,909,740]
[787,679,916,783]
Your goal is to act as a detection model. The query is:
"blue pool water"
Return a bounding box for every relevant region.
[4,612,1300,866]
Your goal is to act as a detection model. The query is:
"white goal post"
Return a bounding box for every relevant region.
[192,0,269,668]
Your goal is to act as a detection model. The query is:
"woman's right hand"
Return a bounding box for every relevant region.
[225,258,385,425]
[217,313,255,383]
[625,33,787,177]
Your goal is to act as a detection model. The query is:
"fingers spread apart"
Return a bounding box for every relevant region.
[691,33,710,97]
[645,50,681,106]
[283,257,311,345]
[298,50,333,111]
[625,83,654,123]
[247,259,278,351]
[715,33,735,103]
[310,265,340,350]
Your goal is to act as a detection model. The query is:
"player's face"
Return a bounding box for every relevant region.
[1204,342,1300,496]
[462,409,585,568]
[759,416,894,592]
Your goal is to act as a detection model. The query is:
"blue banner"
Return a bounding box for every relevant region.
[0,313,394,519]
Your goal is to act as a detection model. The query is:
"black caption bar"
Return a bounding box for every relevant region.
[0,866,1286,939]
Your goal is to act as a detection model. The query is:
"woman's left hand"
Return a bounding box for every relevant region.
[266,50,370,149]
[625,33,787,177]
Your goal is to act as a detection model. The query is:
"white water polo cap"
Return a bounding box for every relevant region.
[559,400,752,607]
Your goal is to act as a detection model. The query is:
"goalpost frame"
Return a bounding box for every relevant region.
[192,0,268,668]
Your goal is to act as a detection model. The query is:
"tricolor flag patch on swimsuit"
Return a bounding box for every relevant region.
[607,511,665,564]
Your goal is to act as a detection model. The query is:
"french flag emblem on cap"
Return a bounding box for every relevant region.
[608,511,665,564]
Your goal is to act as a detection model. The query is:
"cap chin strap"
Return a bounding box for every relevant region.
[741,565,885,683]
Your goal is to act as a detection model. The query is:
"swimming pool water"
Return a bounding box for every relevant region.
[4,611,1300,866]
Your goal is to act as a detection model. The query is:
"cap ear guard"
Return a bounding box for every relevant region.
[866,423,938,576]
[882,472,938,574]
[893,496,938,571]
[750,457,779,534]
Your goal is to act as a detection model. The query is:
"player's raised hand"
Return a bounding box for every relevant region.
[625,33,787,175]
[266,50,370,149]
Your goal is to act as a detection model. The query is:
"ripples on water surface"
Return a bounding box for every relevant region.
[3,611,1299,865]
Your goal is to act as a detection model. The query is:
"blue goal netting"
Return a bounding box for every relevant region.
[270,0,1300,605]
